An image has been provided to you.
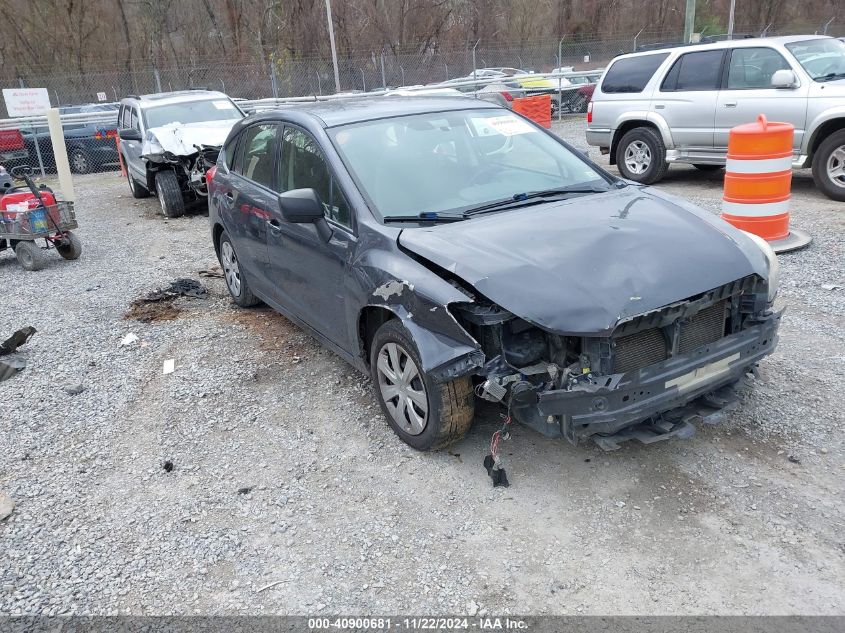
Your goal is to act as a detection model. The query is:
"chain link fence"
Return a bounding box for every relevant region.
[1,24,842,182]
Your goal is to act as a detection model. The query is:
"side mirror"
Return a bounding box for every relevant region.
[118,128,142,141]
[278,188,324,223]
[771,69,798,89]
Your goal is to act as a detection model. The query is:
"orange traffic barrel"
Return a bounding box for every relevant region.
[512,95,551,128]
[721,114,810,253]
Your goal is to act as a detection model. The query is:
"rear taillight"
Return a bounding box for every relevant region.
[587,101,593,123]
[0,129,25,151]
[501,91,514,102]
[206,165,217,183]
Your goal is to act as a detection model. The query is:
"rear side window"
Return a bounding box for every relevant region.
[727,48,790,89]
[231,123,277,189]
[601,53,669,93]
[661,50,725,91]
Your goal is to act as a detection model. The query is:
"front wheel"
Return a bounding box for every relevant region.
[56,231,82,260]
[615,127,669,184]
[370,319,474,451]
[812,129,845,202]
[155,170,186,218]
[15,241,49,271]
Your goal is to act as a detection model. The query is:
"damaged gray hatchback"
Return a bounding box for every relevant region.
[208,97,781,451]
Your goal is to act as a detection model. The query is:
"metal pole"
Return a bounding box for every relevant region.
[317,71,322,95]
[444,62,449,81]
[558,36,565,68]
[47,108,74,201]
[153,68,162,93]
[380,50,386,89]
[361,68,366,91]
[400,67,405,86]
[325,0,341,93]
[727,0,736,39]
[472,40,480,79]
[822,17,835,35]
[270,61,278,97]
[683,0,696,43]
[30,125,46,178]
[633,28,644,52]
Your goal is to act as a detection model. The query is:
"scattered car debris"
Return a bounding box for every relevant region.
[198,266,224,279]
[256,579,288,593]
[237,486,253,495]
[0,326,36,356]
[0,491,14,521]
[163,359,175,375]
[120,333,139,346]
[788,454,801,464]
[163,460,174,472]
[125,278,206,322]
[483,455,509,488]
[820,283,842,291]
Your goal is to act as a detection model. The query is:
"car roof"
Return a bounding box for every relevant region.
[123,90,230,108]
[258,96,500,127]
[618,34,832,60]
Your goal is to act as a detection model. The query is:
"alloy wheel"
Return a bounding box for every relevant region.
[624,140,652,175]
[221,241,242,297]
[376,342,428,435]
[826,145,845,189]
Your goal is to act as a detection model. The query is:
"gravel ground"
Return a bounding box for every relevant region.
[1,117,843,617]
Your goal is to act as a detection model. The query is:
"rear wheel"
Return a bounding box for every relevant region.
[693,164,723,172]
[370,319,474,451]
[812,129,845,202]
[155,170,185,218]
[56,231,82,260]
[219,232,260,307]
[15,241,49,271]
[616,127,669,184]
[69,148,92,174]
[126,160,149,199]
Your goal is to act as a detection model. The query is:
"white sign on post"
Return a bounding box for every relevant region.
[96,92,107,102]
[2,88,51,117]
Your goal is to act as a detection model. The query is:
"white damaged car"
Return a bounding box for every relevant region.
[117,90,244,217]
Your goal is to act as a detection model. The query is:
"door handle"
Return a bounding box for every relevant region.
[654,104,665,110]
[723,102,737,108]
[224,191,234,202]
[267,219,282,233]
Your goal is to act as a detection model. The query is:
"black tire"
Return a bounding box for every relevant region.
[154,170,186,218]
[56,231,82,260]
[370,319,474,451]
[15,241,49,271]
[68,148,92,174]
[126,160,150,199]
[693,164,723,172]
[615,127,669,184]
[812,129,845,202]
[218,232,260,307]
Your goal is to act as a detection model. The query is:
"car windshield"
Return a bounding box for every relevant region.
[143,99,243,128]
[785,38,845,80]
[330,109,609,220]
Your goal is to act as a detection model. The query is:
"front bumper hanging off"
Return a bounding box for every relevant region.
[513,311,781,449]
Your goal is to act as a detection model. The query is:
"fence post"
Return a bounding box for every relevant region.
[380,50,386,89]
[316,71,322,96]
[270,61,279,97]
[153,68,162,93]
[361,68,366,91]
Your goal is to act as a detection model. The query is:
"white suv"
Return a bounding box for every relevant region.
[586,36,845,200]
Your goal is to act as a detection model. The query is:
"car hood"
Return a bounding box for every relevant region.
[141,119,239,157]
[398,187,768,336]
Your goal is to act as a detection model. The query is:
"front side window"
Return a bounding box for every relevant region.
[129,108,140,131]
[727,48,791,89]
[601,53,669,93]
[330,109,608,220]
[280,127,351,228]
[661,50,724,91]
[785,38,845,81]
[231,123,277,189]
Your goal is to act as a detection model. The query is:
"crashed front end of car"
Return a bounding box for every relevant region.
[141,122,234,196]
[449,274,780,449]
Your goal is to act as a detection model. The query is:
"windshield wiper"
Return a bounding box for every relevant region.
[462,184,610,217]
[817,72,845,82]
[383,212,467,224]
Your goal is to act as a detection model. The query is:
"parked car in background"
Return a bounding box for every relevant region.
[208,96,781,453]
[118,90,244,217]
[586,35,845,200]
[0,129,30,170]
[19,104,120,174]
[440,77,528,108]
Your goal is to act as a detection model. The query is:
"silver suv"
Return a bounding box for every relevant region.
[586,36,845,201]
[117,90,244,217]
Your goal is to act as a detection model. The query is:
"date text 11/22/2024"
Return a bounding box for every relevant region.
[308,617,530,630]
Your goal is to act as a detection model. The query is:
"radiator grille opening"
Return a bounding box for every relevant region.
[679,300,728,354]
[611,300,729,374]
